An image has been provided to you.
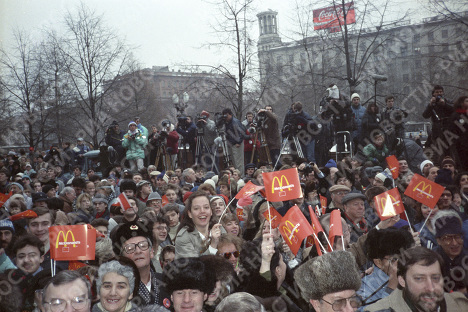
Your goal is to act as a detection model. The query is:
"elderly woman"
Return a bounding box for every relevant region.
[93,258,139,312]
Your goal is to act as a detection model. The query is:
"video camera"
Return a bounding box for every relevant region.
[177,116,189,126]
[214,112,228,129]
[196,113,208,128]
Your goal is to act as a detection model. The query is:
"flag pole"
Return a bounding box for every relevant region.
[404,210,414,234]
[268,201,272,233]
[341,235,345,250]
[217,197,237,224]
[417,209,433,234]
[313,233,327,254]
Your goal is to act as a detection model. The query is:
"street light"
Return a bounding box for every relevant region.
[172,92,189,116]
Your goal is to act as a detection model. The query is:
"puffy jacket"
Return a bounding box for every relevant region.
[122,130,147,160]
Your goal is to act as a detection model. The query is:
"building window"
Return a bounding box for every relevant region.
[413,34,420,43]
[403,74,409,82]
[441,29,448,38]
[415,60,421,68]
[427,31,434,41]
[289,54,294,62]
[402,60,409,68]
[442,44,449,52]
[428,45,435,53]
[400,45,408,56]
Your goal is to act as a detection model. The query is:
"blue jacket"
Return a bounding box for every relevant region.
[351,105,366,140]
[358,265,393,307]
[225,117,249,145]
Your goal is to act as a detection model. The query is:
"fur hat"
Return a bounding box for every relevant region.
[111,220,154,256]
[119,179,137,193]
[294,251,361,301]
[365,228,414,260]
[163,257,216,295]
[92,193,109,205]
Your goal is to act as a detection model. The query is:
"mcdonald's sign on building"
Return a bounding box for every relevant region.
[49,225,96,261]
[404,174,445,208]
[262,168,302,202]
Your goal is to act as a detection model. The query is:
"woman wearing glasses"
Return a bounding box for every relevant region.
[174,191,223,258]
[216,234,243,271]
[93,258,140,312]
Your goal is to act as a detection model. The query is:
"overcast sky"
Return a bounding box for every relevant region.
[1,0,432,70]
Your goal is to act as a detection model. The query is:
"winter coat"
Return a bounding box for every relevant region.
[122,130,147,160]
[351,105,366,140]
[361,112,381,142]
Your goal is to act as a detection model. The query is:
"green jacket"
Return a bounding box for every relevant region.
[122,130,147,160]
[363,143,389,165]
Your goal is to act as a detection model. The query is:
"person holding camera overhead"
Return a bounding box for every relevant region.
[123,121,147,172]
[423,85,454,162]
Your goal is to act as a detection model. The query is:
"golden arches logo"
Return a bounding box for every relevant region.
[56,230,77,248]
[271,175,292,194]
[282,220,299,245]
[380,195,400,209]
[413,181,433,199]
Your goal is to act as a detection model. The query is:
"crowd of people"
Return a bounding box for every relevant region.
[0,84,467,312]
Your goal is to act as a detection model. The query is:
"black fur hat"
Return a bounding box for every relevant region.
[163,257,216,295]
[365,227,414,260]
[111,220,153,255]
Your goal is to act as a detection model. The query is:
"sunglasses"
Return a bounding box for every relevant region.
[221,251,240,259]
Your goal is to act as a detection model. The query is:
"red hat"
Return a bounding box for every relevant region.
[200,110,210,118]
[183,191,193,203]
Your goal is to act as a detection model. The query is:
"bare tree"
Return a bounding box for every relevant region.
[55,3,131,147]
[0,29,45,148]
[205,0,259,119]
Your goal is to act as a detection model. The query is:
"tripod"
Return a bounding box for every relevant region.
[215,127,233,170]
[275,133,305,169]
[195,126,217,172]
[250,127,272,165]
[154,143,172,171]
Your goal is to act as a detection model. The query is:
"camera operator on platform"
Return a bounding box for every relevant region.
[321,84,355,160]
[222,108,250,174]
[122,121,147,172]
[422,85,454,162]
[242,111,260,166]
[194,110,218,166]
[105,120,125,162]
[258,105,281,167]
[176,115,197,164]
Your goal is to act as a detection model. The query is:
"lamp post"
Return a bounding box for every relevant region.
[172,92,189,116]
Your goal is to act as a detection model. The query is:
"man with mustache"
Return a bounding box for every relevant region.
[365,246,468,312]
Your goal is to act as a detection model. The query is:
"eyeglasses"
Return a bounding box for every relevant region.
[334,191,349,196]
[122,240,151,254]
[221,251,240,259]
[43,297,88,312]
[321,295,362,311]
[440,234,463,245]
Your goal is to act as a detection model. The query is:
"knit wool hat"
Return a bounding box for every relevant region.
[419,160,434,174]
[294,251,361,301]
[0,219,15,233]
[351,93,360,100]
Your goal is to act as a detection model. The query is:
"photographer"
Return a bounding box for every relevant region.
[422,85,454,161]
[105,120,125,162]
[176,115,197,164]
[122,121,147,172]
[381,95,408,146]
[222,108,250,173]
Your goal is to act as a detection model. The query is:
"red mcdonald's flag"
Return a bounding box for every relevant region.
[161,195,169,207]
[68,261,87,271]
[0,191,12,207]
[236,207,244,221]
[262,206,282,229]
[374,188,405,221]
[320,195,327,208]
[278,205,313,255]
[308,205,324,234]
[235,181,265,199]
[9,210,38,221]
[117,193,132,211]
[404,174,445,209]
[262,168,302,202]
[386,155,400,179]
[49,225,96,261]
[328,210,343,251]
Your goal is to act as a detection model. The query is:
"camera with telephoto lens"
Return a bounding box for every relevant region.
[177,116,188,126]
[196,113,208,128]
[300,162,315,175]
[435,95,443,103]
